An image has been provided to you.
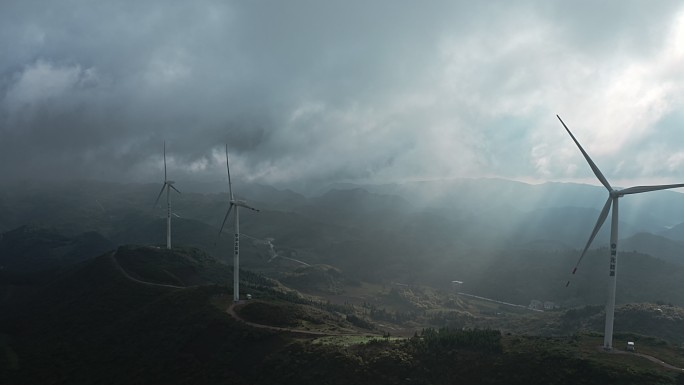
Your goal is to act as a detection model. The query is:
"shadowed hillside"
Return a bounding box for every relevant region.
[0,225,114,273]
[1,246,680,385]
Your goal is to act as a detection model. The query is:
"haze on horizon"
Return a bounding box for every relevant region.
[2,1,684,194]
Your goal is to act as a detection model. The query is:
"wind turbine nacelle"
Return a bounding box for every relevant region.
[167,180,176,184]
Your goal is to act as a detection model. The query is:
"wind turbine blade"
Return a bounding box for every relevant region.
[239,203,260,212]
[164,141,167,181]
[170,184,181,194]
[566,197,612,286]
[225,144,234,200]
[153,183,166,207]
[556,115,612,191]
[218,204,234,235]
[619,183,684,195]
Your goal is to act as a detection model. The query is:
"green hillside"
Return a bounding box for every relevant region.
[0,250,284,385]
[2,246,684,384]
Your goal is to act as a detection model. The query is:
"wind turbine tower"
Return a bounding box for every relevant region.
[218,145,259,302]
[154,141,181,249]
[557,115,684,350]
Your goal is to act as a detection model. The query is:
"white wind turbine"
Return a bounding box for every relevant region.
[154,141,181,249]
[557,115,684,350]
[218,144,259,302]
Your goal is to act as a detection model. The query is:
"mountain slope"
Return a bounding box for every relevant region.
[0,225,114,273]
[0,247,285,385]
[619,232,684,266]
[0,246,677,385]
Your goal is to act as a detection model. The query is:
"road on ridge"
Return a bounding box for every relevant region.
[226,302,377,337]
[109,252,186,289]
[604,347,684,371]
[109,251,684,369]
[109,251,368,336]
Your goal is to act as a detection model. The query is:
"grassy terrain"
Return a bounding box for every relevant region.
[4,245,684,384]
[312,335,400,346]
[0,253,288,385]
[115,245,232,286]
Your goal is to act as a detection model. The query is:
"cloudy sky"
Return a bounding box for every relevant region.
[2,0,684,191]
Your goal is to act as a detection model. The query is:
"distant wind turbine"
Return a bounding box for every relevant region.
[218,144,259,302]
[557,115,684,350]
[154,141,181,249]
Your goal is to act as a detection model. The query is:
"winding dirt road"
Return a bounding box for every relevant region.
[603,347,684,371]
[109,250,363,336]
[107,250,684,369]
[226,302,374,337]
[109,252,186,289]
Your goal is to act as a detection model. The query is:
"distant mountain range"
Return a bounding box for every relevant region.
[2,177,684,307]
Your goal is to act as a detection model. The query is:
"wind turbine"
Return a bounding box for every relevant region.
[218,144,259,302]
[154,141,181,249]
[557,115,684,350]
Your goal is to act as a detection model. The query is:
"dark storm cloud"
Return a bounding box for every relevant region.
[1,0,684,189]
